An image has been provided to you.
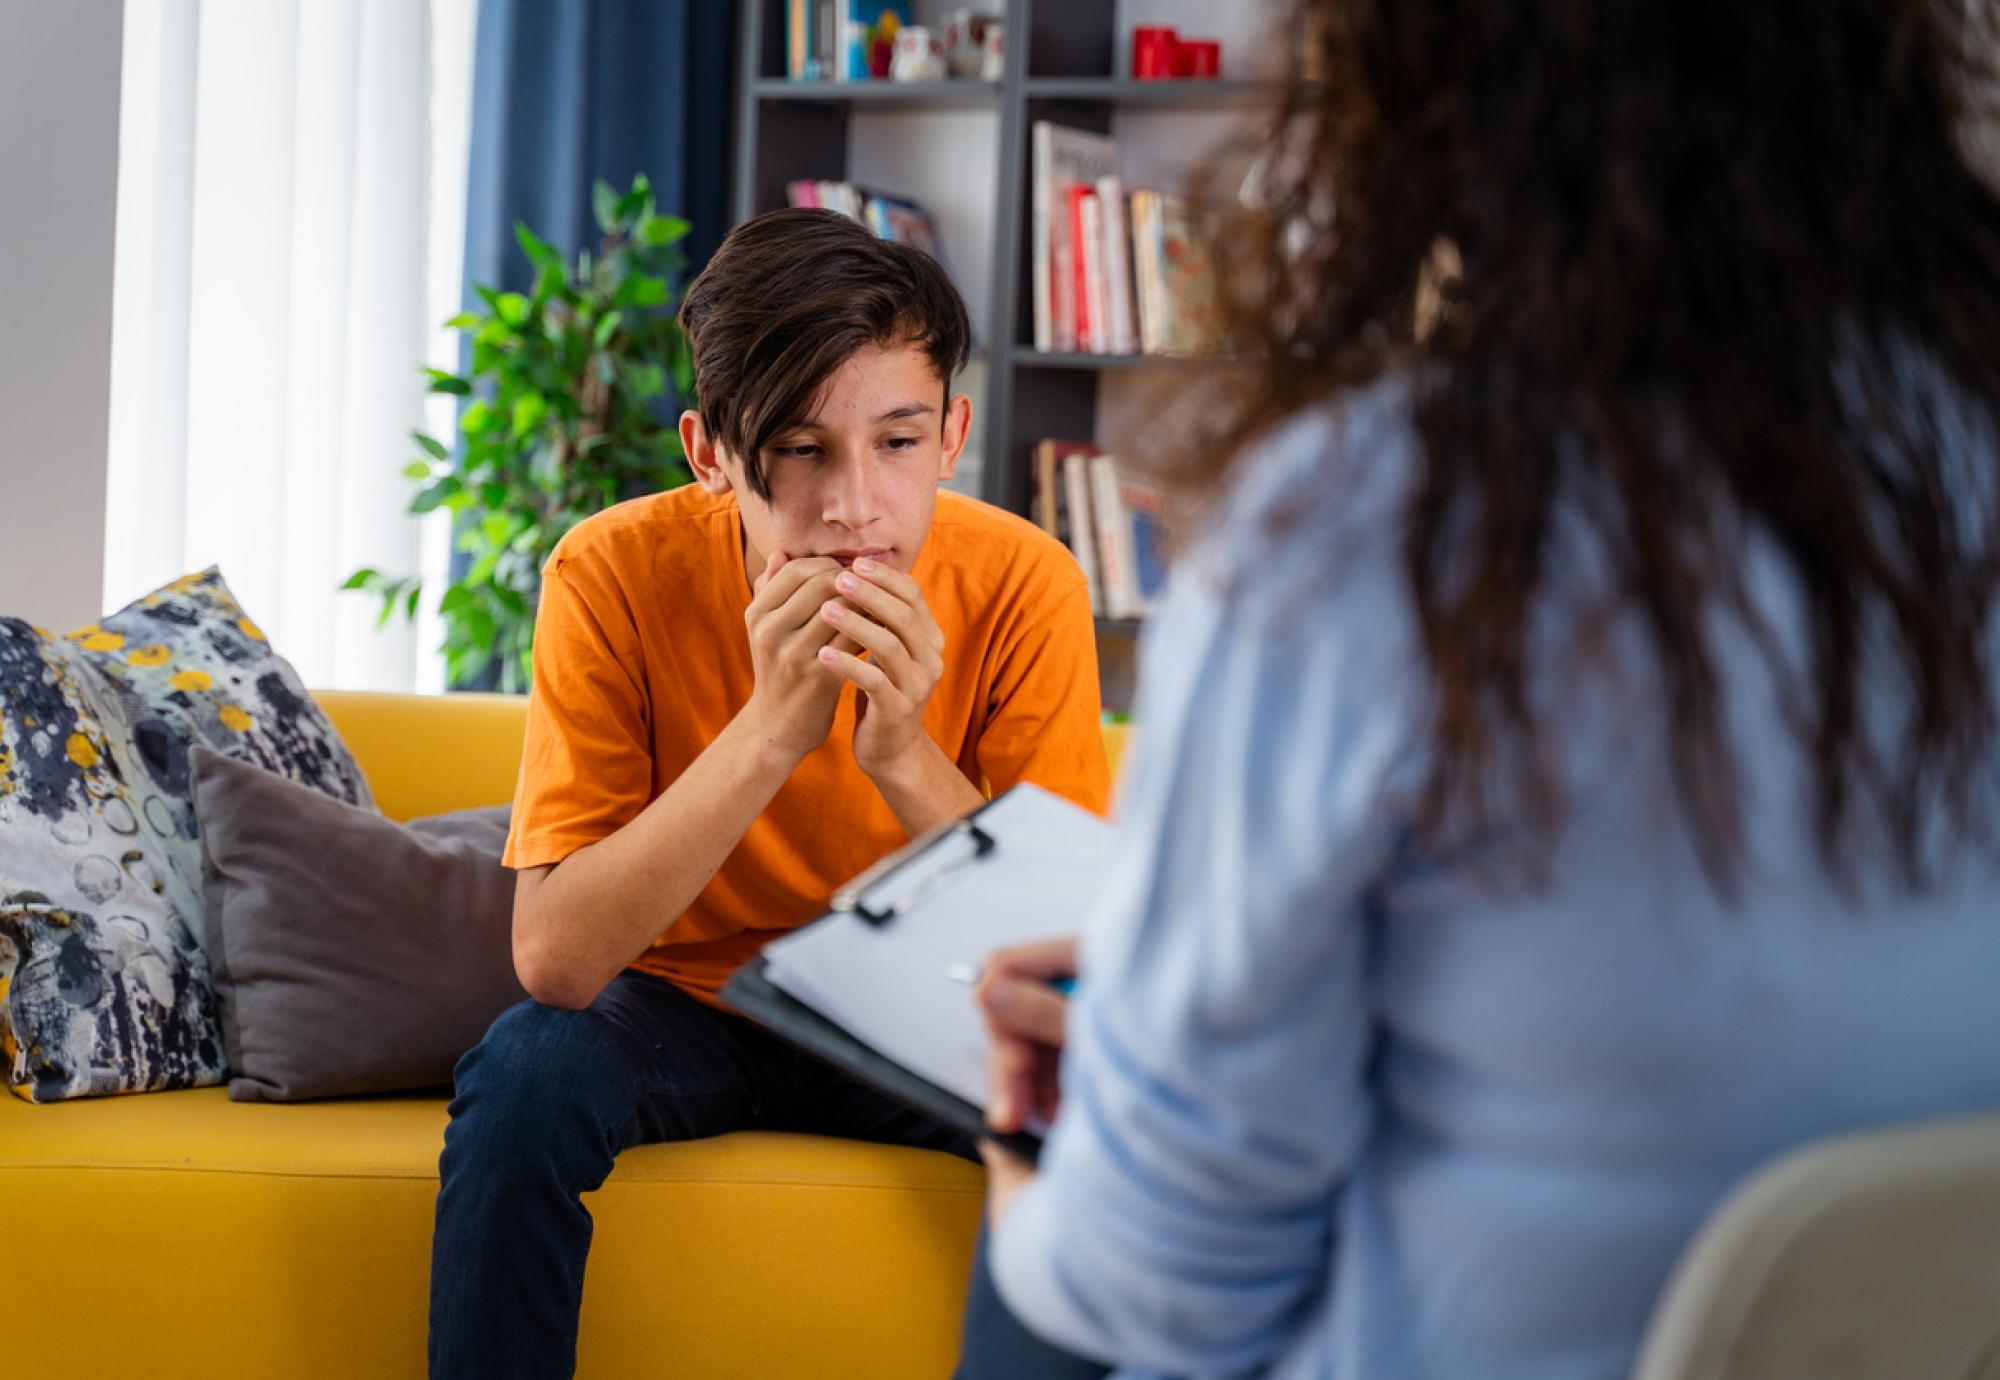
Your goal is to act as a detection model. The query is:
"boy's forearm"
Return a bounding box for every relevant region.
[867,735,987,839]
[513,709,799,1008]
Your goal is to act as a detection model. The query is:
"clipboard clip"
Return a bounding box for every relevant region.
[832,814,997,926]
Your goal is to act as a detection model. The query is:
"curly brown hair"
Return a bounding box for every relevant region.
[1179,0,2000,887]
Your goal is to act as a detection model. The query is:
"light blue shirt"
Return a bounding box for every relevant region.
[990,389,2000,1379]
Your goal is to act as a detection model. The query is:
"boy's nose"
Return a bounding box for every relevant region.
[820,456,884,530]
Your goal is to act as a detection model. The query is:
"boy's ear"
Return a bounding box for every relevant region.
[937,392,973,484]
[680,411,735,496]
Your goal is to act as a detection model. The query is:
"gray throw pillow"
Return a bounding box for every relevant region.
[192,746,526,1101]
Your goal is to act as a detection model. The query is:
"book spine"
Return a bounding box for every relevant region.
[1080,191,1109,354]
[1063,452,1103,614]
[818,0,836,83]
[1118,476,1168,613]
[1089,453,1139,619]
[1096,177,1137,355]
[1031,124,1053,352]
[1067,185,1093,353]
[1031,441,1059,538]
[834,0,856,82]
[786,179,818,208]
[788,0,808,80]
[1052,181,1077,353]
[1134,191,1166,355]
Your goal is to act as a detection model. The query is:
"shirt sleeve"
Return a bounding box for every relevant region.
[503,550,655,870]
[988,519,1418,1373]
[975,574,1113,817]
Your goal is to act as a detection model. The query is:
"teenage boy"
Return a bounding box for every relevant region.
[427,207,1111,1377]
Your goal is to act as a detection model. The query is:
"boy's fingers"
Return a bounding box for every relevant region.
[851,562,945,652]
[834,573,934,657]
[750,550,787,599]
[750,556,839,618]
[820,602,918,685]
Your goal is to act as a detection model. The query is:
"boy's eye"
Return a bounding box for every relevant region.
[883,436,921,452]
[772,444,822,459]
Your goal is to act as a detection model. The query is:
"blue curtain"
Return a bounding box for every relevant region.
[462,0,734,303]
[452,0,733,687]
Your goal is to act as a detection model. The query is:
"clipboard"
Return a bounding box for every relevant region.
[719,784,1116,1167]
[722,953,1046,1162]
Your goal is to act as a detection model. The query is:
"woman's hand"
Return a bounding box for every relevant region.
[974,935,1077,1132]
[974,937,1079,1226]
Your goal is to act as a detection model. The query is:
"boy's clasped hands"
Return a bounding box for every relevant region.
[741,549,946,777]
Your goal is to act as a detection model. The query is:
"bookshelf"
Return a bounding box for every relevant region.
[734,1,1278,708]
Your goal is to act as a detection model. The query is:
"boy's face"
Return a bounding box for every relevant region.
[684,341,973,583]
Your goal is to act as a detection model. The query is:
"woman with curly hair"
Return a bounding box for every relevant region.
[958,1,2000,1376]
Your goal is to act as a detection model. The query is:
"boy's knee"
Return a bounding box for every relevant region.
[446,1000,629,1143]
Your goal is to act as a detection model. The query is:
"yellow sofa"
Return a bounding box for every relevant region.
[1,691,1131,1380]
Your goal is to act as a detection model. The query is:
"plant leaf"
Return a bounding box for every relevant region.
[593,181,620,234]
[413,430,450,459]
[640,214,690,246]
[426,374,473,397]
[514,222,564,272]
[342,567,380,591]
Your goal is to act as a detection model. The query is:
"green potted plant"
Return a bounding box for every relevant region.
[347,175,694,691]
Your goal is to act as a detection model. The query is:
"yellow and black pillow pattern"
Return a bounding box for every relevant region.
[0,567,373,1101]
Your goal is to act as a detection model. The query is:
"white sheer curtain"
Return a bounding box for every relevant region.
[106,0,475,692]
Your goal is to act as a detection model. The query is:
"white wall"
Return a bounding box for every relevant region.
[0,0,124,632]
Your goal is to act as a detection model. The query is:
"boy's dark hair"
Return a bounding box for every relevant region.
[678,207,972,499]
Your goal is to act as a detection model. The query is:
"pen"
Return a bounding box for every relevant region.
[945,962,1076,996]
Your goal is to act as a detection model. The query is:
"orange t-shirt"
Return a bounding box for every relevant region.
[503,483,1111,1007]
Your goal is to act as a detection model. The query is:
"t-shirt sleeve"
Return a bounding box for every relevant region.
[503,550,655,869]
[976,572,1113,817]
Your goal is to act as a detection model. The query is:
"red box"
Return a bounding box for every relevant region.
[1132,25,1178,80]
[1182,39,1220,78]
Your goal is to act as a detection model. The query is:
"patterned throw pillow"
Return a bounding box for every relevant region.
[0,568,374,1101]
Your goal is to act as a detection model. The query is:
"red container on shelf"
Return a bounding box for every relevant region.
[1132,25,1178,80]
[1182,39,1221,78]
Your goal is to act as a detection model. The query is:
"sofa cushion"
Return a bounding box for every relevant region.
[0,620,221,1099]
[0,1085,984,1378]
[0,569,373,1101]
[193,746,525,1101]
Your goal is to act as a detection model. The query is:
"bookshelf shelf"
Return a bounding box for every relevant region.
[753,78,1001,109]
[1012,348,1207,371]
[1093,617,1146,636]
[1023,77,1280,107]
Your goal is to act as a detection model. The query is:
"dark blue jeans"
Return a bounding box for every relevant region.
[955,1225,1116,1380]
[428,968,971,1378]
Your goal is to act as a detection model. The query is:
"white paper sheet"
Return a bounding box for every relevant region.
[760,784,1115,1108]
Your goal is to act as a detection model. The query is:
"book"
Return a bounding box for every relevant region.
[1081,190,1111,354]
[1088,454,1136,618]
[864,193,942,260]
[787,0,811,80]
[1096,176,1138,356]
[1067,185,1097,354]
[1031,123,1118,354]
[1120,474,1170,614]
[1131,188,1167,354]
[1032,438,1096,544]
[785,178,821,209]
[1063,450,1103,615]
[1088,455,1170,619]
[816,179,865,222]
[1155,194,1219,356]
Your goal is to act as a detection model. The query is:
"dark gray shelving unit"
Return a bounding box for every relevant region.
[734,0,1272,520]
